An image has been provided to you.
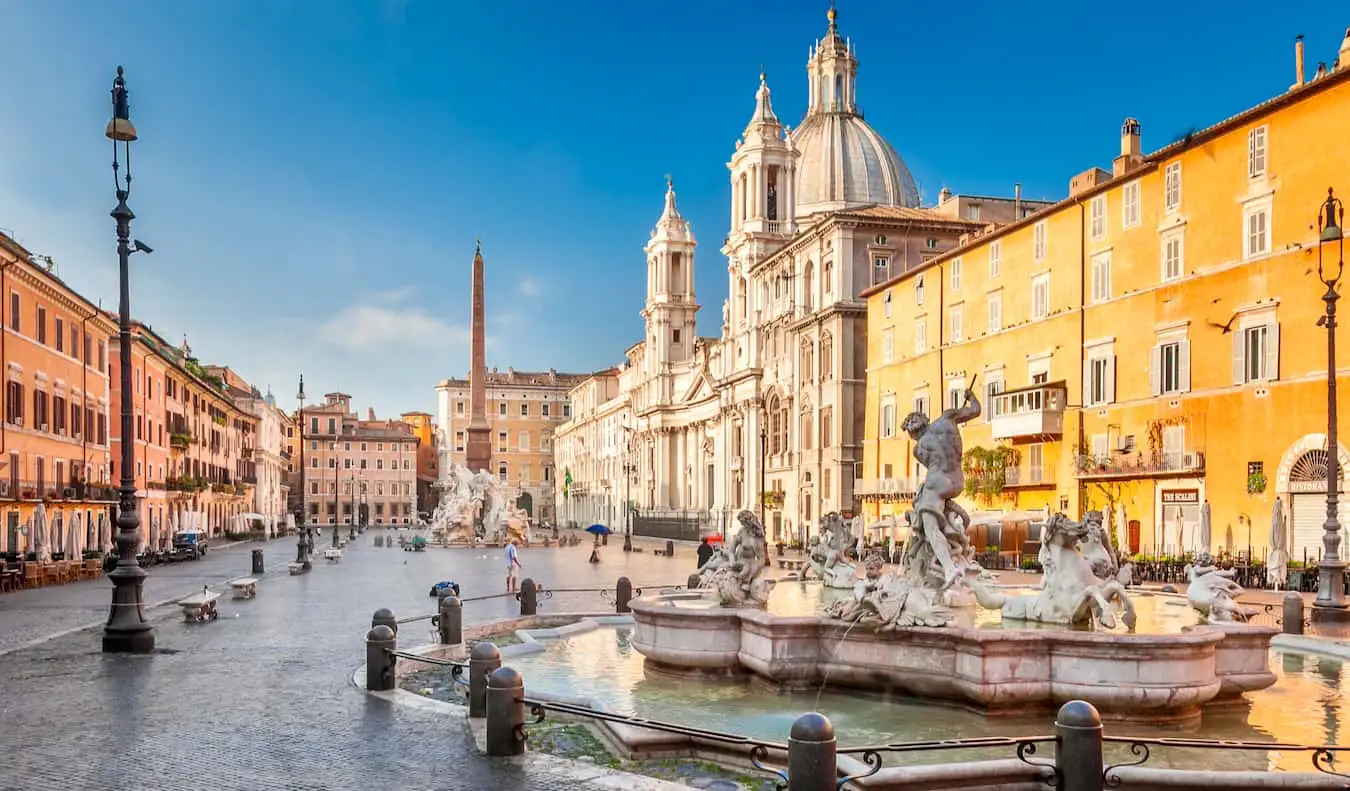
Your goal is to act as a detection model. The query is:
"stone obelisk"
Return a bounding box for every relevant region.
[464,240,493,474]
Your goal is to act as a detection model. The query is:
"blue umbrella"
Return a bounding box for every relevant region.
[586,524,611,536]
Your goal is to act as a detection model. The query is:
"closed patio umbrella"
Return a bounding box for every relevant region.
[67,512,83,560]
[1269,497,1289,590]
[1199,501,1212,555]
[1116,502,1129,556]
[33,502,50,563]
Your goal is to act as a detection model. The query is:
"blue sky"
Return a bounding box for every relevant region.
[0,0,1342,418]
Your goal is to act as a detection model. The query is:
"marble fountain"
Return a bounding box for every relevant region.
[631,393,1278,726]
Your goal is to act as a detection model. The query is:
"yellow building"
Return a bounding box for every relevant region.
[863,30,1350,564]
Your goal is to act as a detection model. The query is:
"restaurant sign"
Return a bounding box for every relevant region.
[1160,489,1200,506]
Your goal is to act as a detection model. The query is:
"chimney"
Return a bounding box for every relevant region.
[367,407,375,421]
[1113,118,1143,177]
[1013,183,1022,217]
[1295,34,1306,87]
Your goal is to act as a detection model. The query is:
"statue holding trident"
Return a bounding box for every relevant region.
[900,375,981,591]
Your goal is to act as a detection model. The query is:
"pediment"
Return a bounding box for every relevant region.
[680,368,716,404]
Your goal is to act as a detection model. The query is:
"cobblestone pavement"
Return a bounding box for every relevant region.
[0,530,702,791]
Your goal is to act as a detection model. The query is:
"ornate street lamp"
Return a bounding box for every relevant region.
[102,67,154,654]
[622,425,636,552]
[1315,187,1347,614]
[296,374,311,570]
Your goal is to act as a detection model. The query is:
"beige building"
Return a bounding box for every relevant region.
[289,392,417,526]
[207,366,293,534]
[435,368,590,524]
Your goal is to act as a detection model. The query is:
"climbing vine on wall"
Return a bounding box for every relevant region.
[1146,416,1188,460]
[961,446,1021,503]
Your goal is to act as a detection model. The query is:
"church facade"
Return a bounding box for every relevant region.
[554,8,1044,542]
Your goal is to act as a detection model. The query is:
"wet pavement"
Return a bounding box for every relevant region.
[0,530,699,791]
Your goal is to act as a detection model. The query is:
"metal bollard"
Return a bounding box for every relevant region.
[371,607,398,637]
[1055,700,1104,791]
[485,667,526,757]
[365,625,397,692]
[787,712,836,791]
[250,549,264,575]
[469,641,502,718]
[666,540,675,557]
[1283,591,1305,635]
[438,596,463,645]
[374,535,384,547]
[615,577,633,614]
[519,578,538,616]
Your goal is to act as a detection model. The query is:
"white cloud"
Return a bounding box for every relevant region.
[518,277,541,297]
[318,302,469,352]
[373,286,417,305]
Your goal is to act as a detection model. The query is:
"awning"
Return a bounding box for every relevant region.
[968,509,1049,527]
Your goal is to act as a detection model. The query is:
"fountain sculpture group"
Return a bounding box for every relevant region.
[639,388,1277,723]
[430,463,531,546]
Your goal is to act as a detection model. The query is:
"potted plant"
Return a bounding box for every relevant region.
[1247,470,1267,495]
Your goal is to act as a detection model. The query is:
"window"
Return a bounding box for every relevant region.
[989,241,1001,279]
[327,417,335,433]
[872,256,890,285]
[880,397,896,438]
[966,203,982,221]
[914,274,925,306]
[563,403,571,418]
[519,431,530,451]
[455,401,464,416]
[925,238,938,250]
[914,320,926,354]
[1248,126,1267,179]
[1089,196,1106,241]
[882,332,894,363]
[520,402,529,416]
[498,402,507,416]
[1151,338,1191,395]
[1031,273,1049,319]
[36,307,46,345]
[819,407,833,448]
[799,410,812,451]
[1235,320,1279,383]
[984,378,1004,420]
[8,292,17,332]
[1161,228,1184,282]
[497,431,507,452]
[1090,251,1111,303]
[1084,344,1115,406]
[54,318,64,353]
[97,340,105,372]
[948,305,964,344]
[344,458,352,469]
[820,333,833,380]
[987,292,1002,333]
[542,403,550,417]
[950,258,962,291]
[1028,444,1044,483]
[883,291,892,318]
[1122,181,1141,228]
[946,382,964,410]
[1244,201,1270,259]
[912,393,929,417]
[1033,221,1047,261]
[1164,162,1181,213]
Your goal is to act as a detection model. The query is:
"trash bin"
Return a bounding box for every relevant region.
[251,549,265,575]
[666,540,675,557]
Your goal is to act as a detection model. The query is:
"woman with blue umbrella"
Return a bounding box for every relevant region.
[586,524,609,563]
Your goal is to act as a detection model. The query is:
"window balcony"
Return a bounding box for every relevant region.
[854,477,920,503]
[1076,449,1206,480]
[990,382,1067,441]
[1004,467,1050,487]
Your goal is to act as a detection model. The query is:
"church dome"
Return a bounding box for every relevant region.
[791,110,920,216]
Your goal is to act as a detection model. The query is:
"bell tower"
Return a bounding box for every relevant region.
[806,2,859,117]
[642,178,699,371]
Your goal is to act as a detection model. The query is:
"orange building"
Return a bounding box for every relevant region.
[0,233,120,559]
[400,410,439,517]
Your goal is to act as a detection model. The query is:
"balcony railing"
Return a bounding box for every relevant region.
[1076,450,1206,479]
[1003,467,1048,486]
[0,480,117,502]
[854,477,920,501]
[989,382,1067,440]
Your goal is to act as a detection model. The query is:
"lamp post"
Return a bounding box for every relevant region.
[622,426,636,552]
[332,452,341,548]
[296,375,311,569]
[102,67,154,654]
[1315,187,1347,613]
[759,403,769,527]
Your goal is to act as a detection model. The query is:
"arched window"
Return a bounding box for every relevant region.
[803,261,815,311]
[767,395,782,455]
[800,405,813,451]
[834,74,843,110]
[776,398,790,456]
[820,332,833,381]
[800,340,814,382]
[823,261,833,294]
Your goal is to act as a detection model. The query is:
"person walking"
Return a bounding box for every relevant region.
[697,537,714,570]
[504,538,522,593]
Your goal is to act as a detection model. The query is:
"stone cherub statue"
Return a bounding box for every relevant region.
[824,550,953,628]
[1186,551,1252,623]
[698,510,774,607]
[804,512,858,588]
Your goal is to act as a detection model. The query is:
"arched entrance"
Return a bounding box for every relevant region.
[516,492,533,517]
[1277,434,1350,562]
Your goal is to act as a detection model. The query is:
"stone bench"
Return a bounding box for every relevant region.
[323,548,343,562]
[288,562,305,575]
[178,590,221,622]
[230,577,258,599]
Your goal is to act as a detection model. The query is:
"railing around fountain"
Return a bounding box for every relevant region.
[361,602,1350,790]
[391,577,689,627]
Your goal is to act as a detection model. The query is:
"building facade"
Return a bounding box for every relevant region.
[0,233,119,556]
[863,29,1350,562]
[208,366,292,535]
[294,392,417,526]
[435,367,588,524]
[552,371,630,528]
[553,7,1041,543]
[400,411,439,519]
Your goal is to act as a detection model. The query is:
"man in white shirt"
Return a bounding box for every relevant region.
[504,539,521,593]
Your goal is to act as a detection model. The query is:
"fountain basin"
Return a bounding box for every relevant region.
[630,592,1278,724]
